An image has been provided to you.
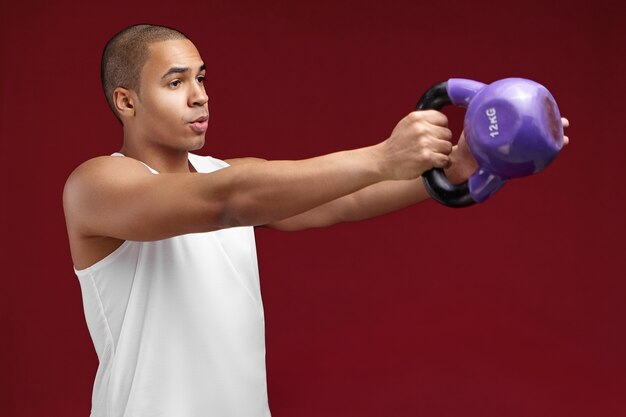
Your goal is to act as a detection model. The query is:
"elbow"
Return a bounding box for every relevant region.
[208,199,244,230]
[196,182,245,231]
[211,191,259,230]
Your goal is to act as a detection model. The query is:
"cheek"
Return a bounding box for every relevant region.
[145,90,184,122]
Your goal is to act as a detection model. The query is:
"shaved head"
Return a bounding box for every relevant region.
[101,24,188,123]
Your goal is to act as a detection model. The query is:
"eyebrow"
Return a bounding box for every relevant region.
[161,64,206,79]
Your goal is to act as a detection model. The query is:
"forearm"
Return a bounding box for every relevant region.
[265,177,431,231]
[330,156,471,224]
[340,178,430,222]
[209,145,387,228]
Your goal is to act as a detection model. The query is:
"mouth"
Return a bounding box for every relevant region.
[189,115,209,133]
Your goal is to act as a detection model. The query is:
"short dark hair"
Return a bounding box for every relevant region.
[101,24,188,124]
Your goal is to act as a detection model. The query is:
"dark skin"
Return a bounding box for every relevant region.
[63,39,570,270]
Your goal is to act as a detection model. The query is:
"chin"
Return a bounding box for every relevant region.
[189,138,205,151]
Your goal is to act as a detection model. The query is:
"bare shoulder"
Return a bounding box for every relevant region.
[63,156,155,269]
[63,156,153,229]
[223,157,267,166]
[64,156,149,202]
[65,156,150,189]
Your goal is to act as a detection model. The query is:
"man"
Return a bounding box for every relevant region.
[63,24,568,417]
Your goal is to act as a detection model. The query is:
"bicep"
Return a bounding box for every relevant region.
[63,157,228,241]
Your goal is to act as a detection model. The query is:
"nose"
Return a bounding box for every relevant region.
[189,82,209,107]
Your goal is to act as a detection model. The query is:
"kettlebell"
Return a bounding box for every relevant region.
[416,78,565,207]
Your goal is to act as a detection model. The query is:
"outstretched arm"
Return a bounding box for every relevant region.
[265,118,570,231]
[64,111,453,242]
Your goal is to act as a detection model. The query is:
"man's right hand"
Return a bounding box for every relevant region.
[375,110,453,181]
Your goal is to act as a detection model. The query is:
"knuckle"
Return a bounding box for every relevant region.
[409,111,423,121]
[413,123,428,136]
[430,110,448,125]
[414,135,428,148]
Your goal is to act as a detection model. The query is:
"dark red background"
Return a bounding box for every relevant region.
[2,1,625,416]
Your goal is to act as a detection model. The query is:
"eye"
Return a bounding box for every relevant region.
[169,80,182,88]
[196,75,205,83]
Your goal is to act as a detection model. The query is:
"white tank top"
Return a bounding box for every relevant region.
[74,153,271,417]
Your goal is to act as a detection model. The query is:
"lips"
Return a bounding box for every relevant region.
[189,115,209,133]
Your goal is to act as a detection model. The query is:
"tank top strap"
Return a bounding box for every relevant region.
[111,152,159,174]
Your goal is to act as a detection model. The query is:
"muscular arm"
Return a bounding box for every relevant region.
[263,134,477,231]
[63,110,454,242]
[65,147,380,241]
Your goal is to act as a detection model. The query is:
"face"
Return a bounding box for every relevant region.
[130,39,209,151]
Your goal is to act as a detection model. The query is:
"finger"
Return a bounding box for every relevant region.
[561,117,569,128]
[431,125,453,141]
[432,154,451,169]
[432,138,454,155]
[414,109,448,127]
[563,135,569,146]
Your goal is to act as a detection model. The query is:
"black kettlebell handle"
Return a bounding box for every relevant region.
[416,82,475,208]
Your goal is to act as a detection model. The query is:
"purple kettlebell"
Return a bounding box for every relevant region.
[416,78,565,207]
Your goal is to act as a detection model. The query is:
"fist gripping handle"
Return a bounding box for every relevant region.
[415,82,475,208]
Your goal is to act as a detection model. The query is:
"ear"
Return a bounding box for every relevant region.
[112,87,137,119]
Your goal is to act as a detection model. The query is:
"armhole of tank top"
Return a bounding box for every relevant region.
[73,240,135,276]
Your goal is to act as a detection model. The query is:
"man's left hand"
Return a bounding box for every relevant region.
[444,117,570,185]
